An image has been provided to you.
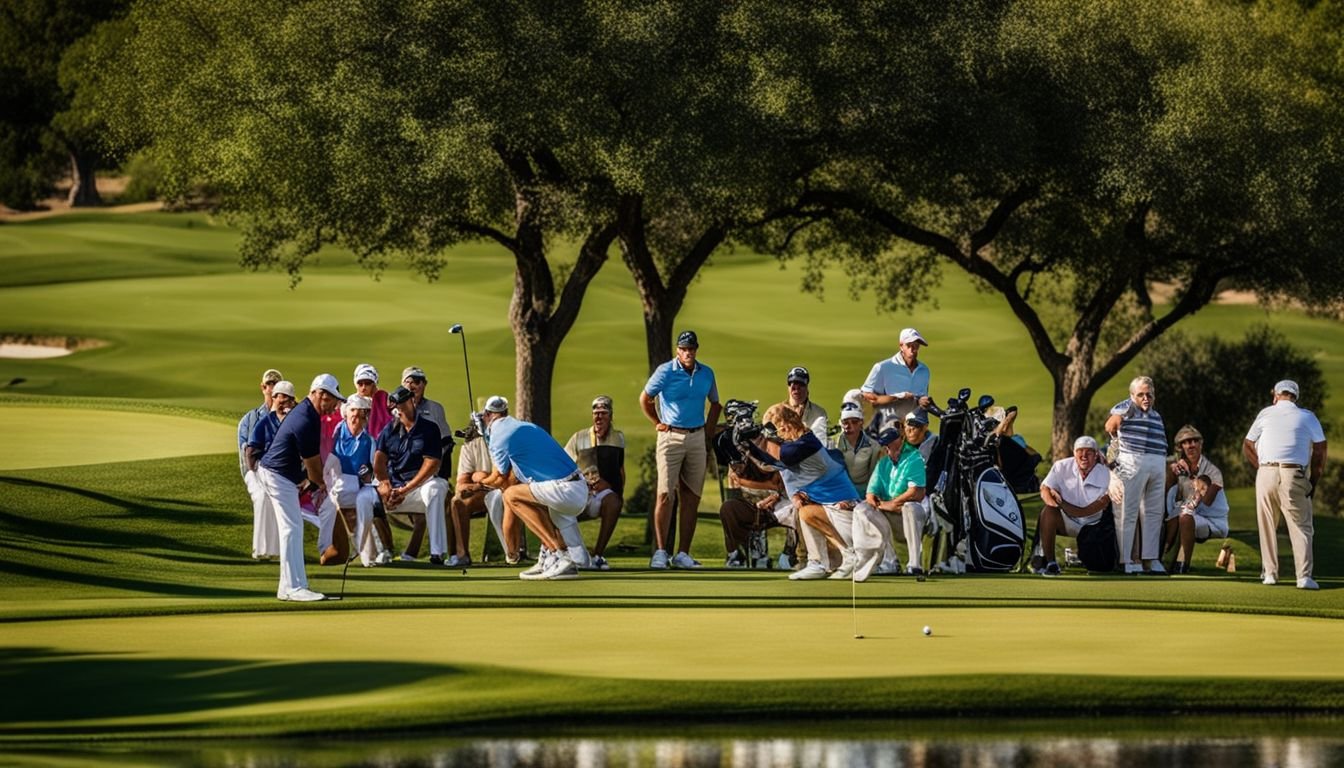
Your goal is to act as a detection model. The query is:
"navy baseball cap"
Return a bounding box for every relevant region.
[877,428,903,446]
[676,330,699,348]
[388,386,414,406]
[786,366,809,385]
[903,409,929,426]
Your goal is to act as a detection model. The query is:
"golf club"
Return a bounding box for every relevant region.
[852,566,862,639]
[449,324,474,413]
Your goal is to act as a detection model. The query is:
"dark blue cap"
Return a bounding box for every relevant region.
[677,330,699,348]
[903,409,929,426]
[388,386,414,406]
[877,428,903,446]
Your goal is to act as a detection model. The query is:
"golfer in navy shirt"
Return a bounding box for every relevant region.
[258,373,345,602]
[478,396,590,581]
[639,330,722,569]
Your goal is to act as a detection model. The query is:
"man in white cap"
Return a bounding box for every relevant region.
[861,327,933,432]
[239,368,283,559]
[479,395,591,580]
[257,373,345,602]
[563,395,625,570]
[375,385,451,565]
[1243,379,1326,590]
[321,393,390,567]
[353,363,392,441]
[830,400,881,497]
[1033,435,1113,576]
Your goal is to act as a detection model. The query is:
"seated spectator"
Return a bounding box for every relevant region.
[1033,436,1113,576]
[866,425,930,576]
[717,451,790,568]
[321,394,391,567]
[746,405,890,582]
[563,395,625,570]
[449,414,523,566]
[374,386,451,566]
[830,400,881,497]
[1164,424,1230,574]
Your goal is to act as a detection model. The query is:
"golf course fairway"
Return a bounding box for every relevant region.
[0,406,232,470]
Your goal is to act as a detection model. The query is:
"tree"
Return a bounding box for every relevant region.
[745,0,1344,457]
[0,0,128,209]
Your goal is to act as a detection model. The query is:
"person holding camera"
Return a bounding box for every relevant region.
[375,385,451,566]
[564,395,625,570]
[746,405,891,582]
[478,395,591,580]
[256,374,345,602]
[1243,379,1326,590]
[1163,425,1229,574]
[640,330,722,569]
[320,394,391,568]
[861,327,933,432]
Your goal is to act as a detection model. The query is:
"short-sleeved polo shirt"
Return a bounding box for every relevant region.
[1041,456,1111,509]
[644,359,719,428]
[488,416,579,483]
[866,443,927,501]
[1245,400,1326,465]
[331,422,374,477]
[1110,399,1167,456]
[248,411,282,454]
[457,437,494,478]
[377,416,443,487]
[260,398,321,485]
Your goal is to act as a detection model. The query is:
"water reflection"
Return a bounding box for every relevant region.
[17,728,1344,767]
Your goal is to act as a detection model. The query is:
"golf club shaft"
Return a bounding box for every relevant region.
[455,327,475,412]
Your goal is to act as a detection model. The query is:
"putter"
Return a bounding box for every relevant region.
[333,511,377,601]
[449,323,474,412]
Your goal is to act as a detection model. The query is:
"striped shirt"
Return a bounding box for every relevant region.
[1110,399,1167,456]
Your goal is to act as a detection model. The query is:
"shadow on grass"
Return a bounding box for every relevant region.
[0,646,455,729]
[0,559,260,599]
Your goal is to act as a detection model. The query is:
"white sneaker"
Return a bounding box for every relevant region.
[279,587,326,602]
[446,554,471,568]
[1146,560,1167,575]
[725,551,747,569]
[789,561,829,580]
[375,551,393,565]
[1297,577,1319,590]
[1262,573,1278,586]
[670,551,702,569]
[399,553,417,562]
[543,553,580,580]
[590,555,611,571]
[1124,563,1143,575]
[828,549,857,579]
[649,549,670,569]
[520,551,553,580]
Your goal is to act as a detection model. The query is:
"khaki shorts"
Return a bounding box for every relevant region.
[656,428,708,495]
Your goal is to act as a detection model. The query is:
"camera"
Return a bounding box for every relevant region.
[724,399,760,443]
[453,412,486,441]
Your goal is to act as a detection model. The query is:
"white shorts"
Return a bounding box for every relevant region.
[1061,510,1104,538]
[579,487,615,520]
[530,478,588,519]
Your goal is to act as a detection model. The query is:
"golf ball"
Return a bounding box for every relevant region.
[922,625,932,636]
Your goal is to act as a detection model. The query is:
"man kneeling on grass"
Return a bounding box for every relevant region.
[479,395,592,580]
[1032,435,1112,576]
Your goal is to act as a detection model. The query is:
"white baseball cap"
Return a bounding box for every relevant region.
[899,327,928,346]
[353,363,378,385]
[842,388,864,407]
[272,380,296,399]
[1073,435,1100,452]
[839,401,863,421]
[484,395,509,413]
[1273,379,1299,397]
[345,393,372,410]
[310,373,345,401]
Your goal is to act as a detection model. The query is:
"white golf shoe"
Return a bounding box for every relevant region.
[788,561,829,580]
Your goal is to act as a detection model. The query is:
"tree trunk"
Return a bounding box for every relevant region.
[510,304,560,431]
[1051,370,1095,463]
[641,302,675,376]
[66,150,102,207]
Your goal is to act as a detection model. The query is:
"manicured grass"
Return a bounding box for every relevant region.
[0,405,233,470]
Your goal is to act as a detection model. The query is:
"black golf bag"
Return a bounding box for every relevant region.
[926,389,1027,573]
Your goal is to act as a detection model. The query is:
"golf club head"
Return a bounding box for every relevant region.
[450,323,463,334]
[957,387,972,403]
[977,394,995,411]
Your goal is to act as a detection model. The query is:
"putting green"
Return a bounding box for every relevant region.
[0,406,232,469]
[6,607,1339,681]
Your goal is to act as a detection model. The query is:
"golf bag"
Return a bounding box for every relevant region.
[926,389,1027,573]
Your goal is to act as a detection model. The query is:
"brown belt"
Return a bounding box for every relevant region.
[1261,462,1303,468]
[666,425,703,434]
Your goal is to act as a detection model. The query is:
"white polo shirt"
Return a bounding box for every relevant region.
[1245,400,1325,466]
[1042,456,1111,509]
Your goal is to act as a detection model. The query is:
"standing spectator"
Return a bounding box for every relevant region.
[1104,376,1168,575]
[639,330,722,570]
[479,395,591,580]
[401,366,454,480]
[865,427,930,577]
[861,327,933,432]
[1163,425,1230,573]
[830,400,881,497]
[244,381,296,562]
[375,386,451,566]
[1033,436,1112,576]
[772,366,829,441]
[239,368,283,560]
[354,363,393,441]
[563,395,625,570]
[257,374,345,602]
[1243,380,1326,590]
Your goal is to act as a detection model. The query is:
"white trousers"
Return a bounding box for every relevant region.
[880,501,930,571]
[324,459,382,566]
[486,483,590,565]
[800,501,890,574]
[390,477,450,557]
[244,469,280,558]
[1115,452,1166,562]
[258,466,309,597]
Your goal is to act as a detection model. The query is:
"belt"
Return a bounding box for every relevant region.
[666,425,703,434]
[561,471,583,482]
[1261,462,1303,468]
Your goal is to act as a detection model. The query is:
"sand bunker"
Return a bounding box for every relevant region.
[0,334,105,359]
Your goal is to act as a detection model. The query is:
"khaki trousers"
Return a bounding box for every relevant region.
[1255,465,1314,581]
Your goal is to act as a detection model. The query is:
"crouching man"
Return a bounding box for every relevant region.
[374,386,450,565]
[1033,435,1112,576]
[478,395,591,580]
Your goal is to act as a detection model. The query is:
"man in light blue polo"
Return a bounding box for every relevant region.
[639,330,722,569]
[479,396,591,581]
[861,327,933,432]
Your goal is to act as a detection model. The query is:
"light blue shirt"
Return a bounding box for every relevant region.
[332,421,374,477]
[861,353,931,400]
[237,403,267,476]
[644,358,719,428]
[752,432,858,505]
[488,416,580,483]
